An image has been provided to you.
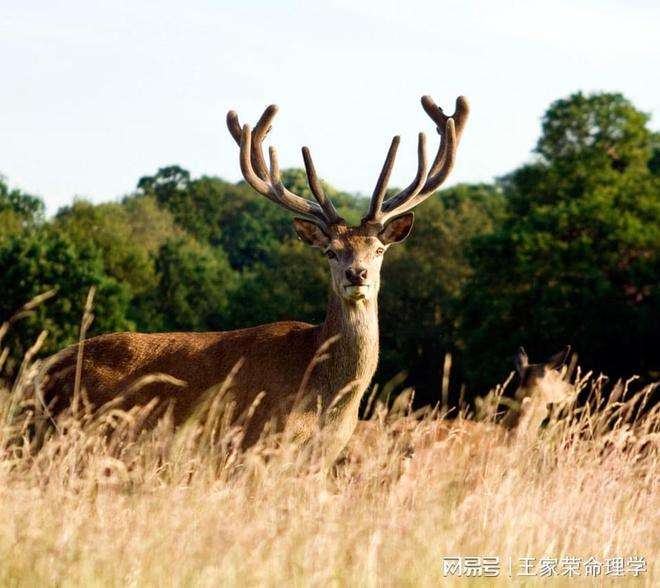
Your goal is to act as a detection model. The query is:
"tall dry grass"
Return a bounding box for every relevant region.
[0,312,658,585]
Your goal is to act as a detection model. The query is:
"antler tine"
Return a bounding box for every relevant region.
[451,95,470,140]
[268,145,324,223]
[227,110,242,144]
[238,124,327,224]
[368,95,468,223]
[302,146,342,224]
[228,106,279,183]
[419,117,457,196]
[239,125,278,202]
[388,120,456,215]
[229,106,346,227]
[363,136,400,223]
[251,105,279,181]
[423,95,469,178]
[380,132,428,216]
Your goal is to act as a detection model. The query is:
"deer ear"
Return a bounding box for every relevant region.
[514,347,529,377]
[293,218,330,248]
[545,345,571,371]
[379,212,414,245]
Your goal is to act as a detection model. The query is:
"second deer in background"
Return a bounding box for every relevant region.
[346,346,574,461]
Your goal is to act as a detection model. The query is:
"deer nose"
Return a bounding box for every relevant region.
[345,267,368,284]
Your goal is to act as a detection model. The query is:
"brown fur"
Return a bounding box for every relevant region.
[38,231,383,462]
[42,300,373,452]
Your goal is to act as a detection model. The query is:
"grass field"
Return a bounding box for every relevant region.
[0,337,658,586]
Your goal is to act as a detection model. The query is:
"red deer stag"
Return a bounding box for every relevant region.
[37,95,469,462]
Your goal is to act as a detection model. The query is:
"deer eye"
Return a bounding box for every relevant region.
[325,250,337,260]
[376,247,385,255]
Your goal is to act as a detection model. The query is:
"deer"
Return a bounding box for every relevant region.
[346,346,574,460]
[34,95,469,464]
[502,345,573,432]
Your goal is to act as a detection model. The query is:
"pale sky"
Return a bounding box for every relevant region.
[2,0,658,214]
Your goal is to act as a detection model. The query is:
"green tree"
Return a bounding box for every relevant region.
[0,176,45,241]
[460,92,660,389]
[0,229,132,361]
[378,184,505,402]
[152,237,238,331]
[137,166,365,270]
[227,238,328,329]
[138,167,287,268]
[137,165,191,202]
[54,196,184,330]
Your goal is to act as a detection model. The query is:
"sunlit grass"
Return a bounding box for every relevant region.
[0,301,658,586]
[0,365,657,586]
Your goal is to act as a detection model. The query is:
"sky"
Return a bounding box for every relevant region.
[1,0,659,214]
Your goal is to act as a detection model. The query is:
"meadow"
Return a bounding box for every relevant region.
[0,320,657,586]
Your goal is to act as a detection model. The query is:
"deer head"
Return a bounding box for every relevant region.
[503,346,573,430]
[227,96,469,303]
[514,346,572,402]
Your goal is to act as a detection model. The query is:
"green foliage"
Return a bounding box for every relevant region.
[54,197,184,329]
[1,91,657,402]
[137,167,366,269]
[0,176,44,241]
[55,199,158,295]
[378,184,505,399]
[137,165,191,203]
[536,92,653,173]
[228,239,328,329]
[138,167,290,268]
[460,92,659,389]
[152,237,238,331]
[0,229,132,360]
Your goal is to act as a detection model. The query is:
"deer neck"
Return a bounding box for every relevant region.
[315,289,380,404]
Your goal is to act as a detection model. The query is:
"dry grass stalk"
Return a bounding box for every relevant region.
[0,339,657,585]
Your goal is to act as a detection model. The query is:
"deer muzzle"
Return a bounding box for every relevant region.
[343,284,372,300]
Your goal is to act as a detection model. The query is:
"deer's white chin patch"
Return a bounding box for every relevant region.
[343,285,371,300]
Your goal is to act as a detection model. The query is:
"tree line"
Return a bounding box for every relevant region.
[1,92,658,406]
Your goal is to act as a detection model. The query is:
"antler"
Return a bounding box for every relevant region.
[362,95,469,225]
[227,105,343,228]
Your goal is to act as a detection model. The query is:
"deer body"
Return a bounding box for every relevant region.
[38,95,469,461]
[44,290,378,456]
